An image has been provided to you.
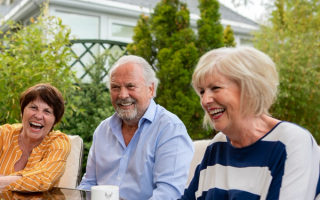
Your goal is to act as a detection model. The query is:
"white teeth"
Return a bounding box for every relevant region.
[209,108,225,115]
[121,103,133,106]
[30,122,43,126]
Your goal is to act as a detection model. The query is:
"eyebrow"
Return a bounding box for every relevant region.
[110,82,137,86]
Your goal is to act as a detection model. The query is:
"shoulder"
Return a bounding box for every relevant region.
[201,132,227,156]
[0,123,22,133]
[47,130,71,150]
[263,121,315,147]
[93,116,114,135]
[262,121,318,160]
[154,104,185,125]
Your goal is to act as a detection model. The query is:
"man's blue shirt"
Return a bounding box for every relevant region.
[77,99,194,200]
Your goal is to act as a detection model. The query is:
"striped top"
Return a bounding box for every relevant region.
[0,188,66,200]
[0,124,71,192]
[181,121,320,200]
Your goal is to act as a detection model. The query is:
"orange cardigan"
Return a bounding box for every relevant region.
[0,124,71,192]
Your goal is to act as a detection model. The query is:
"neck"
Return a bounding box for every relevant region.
[227,115,280,148]
[122,120,139,146]
[122,120,139,133]
[20,130,44,150]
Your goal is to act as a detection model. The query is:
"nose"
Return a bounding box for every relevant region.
[34,110,44,120]
[201,91,214,106]
[118,87,129,99]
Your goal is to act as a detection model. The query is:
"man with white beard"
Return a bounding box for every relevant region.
[77,55,194,200]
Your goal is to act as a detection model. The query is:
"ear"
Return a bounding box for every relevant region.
[148,82,155,98]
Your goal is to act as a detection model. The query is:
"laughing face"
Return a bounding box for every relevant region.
[21,97,55,142]
[198,71,241,133]
[110,63,154,124]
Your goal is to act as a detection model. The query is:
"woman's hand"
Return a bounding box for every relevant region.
[0,176,22,190]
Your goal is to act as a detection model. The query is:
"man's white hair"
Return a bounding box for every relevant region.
[107,55,159,98]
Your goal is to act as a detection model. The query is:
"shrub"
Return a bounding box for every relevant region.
[0,5,76,124]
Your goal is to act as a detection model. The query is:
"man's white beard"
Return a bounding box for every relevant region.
[116,105,138,121]
[115,97,141,123]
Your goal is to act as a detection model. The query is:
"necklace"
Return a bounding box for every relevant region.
[20,134,30,159]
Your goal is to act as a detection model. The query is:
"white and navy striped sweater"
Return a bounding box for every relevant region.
[181,121,320,200]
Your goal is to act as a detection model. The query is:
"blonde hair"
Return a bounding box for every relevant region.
[192,46,279,129]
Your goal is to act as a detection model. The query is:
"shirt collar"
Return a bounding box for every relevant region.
[140,99,156,124]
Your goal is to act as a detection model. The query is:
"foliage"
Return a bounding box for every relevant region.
[58,50,120,174]
[253,0,320,142]
[197,0,225,54]
[127,14,155,67]
[0,5,76,125]
[223,25,236,47]
[128,0,225,139]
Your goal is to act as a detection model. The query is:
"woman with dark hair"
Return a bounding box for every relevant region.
[0,83,71,192]
[180,46,320,200]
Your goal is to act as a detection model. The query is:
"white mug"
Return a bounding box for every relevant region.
[91,185,119,200]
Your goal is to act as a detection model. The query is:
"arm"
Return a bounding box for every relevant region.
[150,123,194,200]
[0,176,21,190]
[179,163,203,200]
[267,130,320,200]
[6,133,71,192]
[77,131,98,190]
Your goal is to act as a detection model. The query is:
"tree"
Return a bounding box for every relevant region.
[127,14,155,68]
[223,25,236,47]
[128,0,225,139]
[253,0,320,142]
[197,0,224,54]
[58,50,120,174]
[0,5,76,124]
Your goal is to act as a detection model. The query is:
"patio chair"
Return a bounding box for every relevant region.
[186,140,211,187]
[58,135,84,188]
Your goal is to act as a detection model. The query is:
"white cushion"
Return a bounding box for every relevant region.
[58,135,84,188]
[186,140,211,187]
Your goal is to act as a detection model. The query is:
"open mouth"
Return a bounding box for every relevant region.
[209,108,226,117]
[119,102,134,106]
[30,122,44,130]
[117,98,136,107]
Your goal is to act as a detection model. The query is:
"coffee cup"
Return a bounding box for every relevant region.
[91,185,119,200]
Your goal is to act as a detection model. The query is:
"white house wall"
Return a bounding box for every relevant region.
[1,0,259,45]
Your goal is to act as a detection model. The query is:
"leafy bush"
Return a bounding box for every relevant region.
[128,0,226,140]
[58,50,122,174]
[0,5,76,124]
[253,0,320,142]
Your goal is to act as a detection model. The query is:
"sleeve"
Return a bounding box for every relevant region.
[5,133,71,192]
[267,129,320,200]
[150,123,194,200]
[76,129,98,190]
[0,124,12,157]
[179,145,211,200]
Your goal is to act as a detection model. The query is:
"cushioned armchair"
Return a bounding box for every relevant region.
[186,140,211,187]
[59,135,84,188]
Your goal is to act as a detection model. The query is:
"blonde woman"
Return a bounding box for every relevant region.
[180,46,320,200]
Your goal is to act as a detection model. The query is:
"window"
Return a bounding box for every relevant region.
[112,23,134,38]
[240,37,254,47]
[55,11,100,39]
[109,20,135,43]
[53,11,101,82]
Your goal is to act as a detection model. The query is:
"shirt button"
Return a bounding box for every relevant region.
[118,177,121,180]
[123,155,127,158]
